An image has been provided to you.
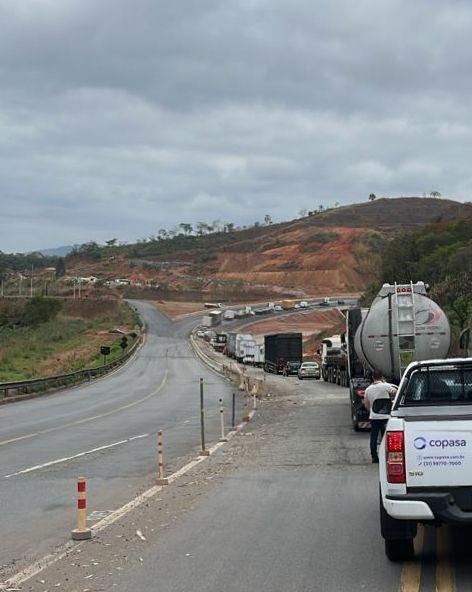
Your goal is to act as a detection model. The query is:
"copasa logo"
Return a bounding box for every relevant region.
[414,437,427,450]
[413,436,466,449]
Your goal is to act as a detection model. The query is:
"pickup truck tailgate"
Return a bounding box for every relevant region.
[405,420,472,487]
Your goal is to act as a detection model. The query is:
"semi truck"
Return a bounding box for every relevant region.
[281,300,296,310]
[264,333,303,375]
[226,333,254,362]
[201,309,223,327]
[210,333,227,353]
[242,341,265,367]
[321,282,451,431]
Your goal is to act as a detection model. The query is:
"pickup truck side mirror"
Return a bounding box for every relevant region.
[372,398,393,415]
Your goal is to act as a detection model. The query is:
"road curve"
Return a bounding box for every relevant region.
[0,300,236,577]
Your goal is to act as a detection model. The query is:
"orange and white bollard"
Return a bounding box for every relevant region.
[71,477,92,540]
[157,431,169,485]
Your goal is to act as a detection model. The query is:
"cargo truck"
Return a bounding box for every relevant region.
[242,341,264,367]
[226,333,254,363]
[320,282,451,431]
[201,309,223,327]
[281,300,296,310]
[264,333,303,375]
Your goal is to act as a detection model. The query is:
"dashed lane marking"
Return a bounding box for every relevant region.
[2,434,149,478]
[0,410,254,590]
[0,371,168,448]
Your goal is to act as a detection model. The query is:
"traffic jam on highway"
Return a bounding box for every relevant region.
[197,282,472,563]
[1,284,472,592]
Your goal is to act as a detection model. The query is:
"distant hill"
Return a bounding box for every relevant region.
[65,197,471,300]
[299,197,469,227]
[37,245,76,257]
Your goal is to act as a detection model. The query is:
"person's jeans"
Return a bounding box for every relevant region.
[370,419,387,459]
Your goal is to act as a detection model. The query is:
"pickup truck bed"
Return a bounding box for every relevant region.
[377,358,472,560]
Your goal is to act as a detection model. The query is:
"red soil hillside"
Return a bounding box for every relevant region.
[64,197,471,300]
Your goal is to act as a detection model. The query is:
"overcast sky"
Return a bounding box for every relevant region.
[1,0,471,252]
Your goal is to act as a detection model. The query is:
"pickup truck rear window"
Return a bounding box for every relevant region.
[400,367,472,406]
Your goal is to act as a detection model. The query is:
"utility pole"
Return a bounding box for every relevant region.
[30,265,33,298]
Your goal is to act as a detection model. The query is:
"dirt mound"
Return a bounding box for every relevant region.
[243,309,345,337]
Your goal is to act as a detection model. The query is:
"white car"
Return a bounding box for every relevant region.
[273,305,283,312]
[297,362,321,380]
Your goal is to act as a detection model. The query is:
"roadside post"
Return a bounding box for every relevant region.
[231,392,236,428]
[157,431,169,485]
[71,477,92,540]
[200,378,210,456]
[219,398,228,442]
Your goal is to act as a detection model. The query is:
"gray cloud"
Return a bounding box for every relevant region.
[0,0,471,251]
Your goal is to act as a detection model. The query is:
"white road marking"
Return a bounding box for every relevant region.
[0,408,255,590]
[0,371,168,448]
[2,434,149,478]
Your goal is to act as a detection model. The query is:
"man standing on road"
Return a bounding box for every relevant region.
[364,370,398,463]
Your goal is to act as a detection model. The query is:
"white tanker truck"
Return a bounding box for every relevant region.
[321,282,451,431]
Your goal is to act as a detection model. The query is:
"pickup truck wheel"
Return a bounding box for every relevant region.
[384,539,414,562]
[380,489,416,561]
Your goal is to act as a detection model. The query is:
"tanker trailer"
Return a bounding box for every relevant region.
[348,281,450,430]
[354,281,450,382]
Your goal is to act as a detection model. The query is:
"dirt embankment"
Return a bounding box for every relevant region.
[243,309,344,337]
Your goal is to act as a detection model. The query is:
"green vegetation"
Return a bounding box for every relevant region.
[0,299,139,382]
[0,251,58,279]
[363,213,472,338]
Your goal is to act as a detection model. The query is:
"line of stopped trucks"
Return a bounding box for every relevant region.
[196,282,466,432]
[198,283,472,561]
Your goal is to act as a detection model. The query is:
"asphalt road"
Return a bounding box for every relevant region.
[3,303,471,591]
[8,371,472,591]
[0,301,237,577]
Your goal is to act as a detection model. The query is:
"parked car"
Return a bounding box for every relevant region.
[297,361,321,380]
[273,305,283,312]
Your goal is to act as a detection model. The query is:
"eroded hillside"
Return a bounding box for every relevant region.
[62,197,471,300]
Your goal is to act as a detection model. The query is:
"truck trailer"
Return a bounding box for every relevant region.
[201,309,223,327]
[321,282,451,431]
[264,333,303,375]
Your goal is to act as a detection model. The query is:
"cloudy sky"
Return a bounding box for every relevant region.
[1,0,471,252]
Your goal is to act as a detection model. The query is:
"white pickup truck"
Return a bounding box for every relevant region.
[375,358,472,561]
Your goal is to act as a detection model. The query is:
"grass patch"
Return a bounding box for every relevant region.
[0,299,139,382]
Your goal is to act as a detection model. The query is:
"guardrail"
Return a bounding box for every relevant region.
[189,333,266,396]
[0,337,141,403]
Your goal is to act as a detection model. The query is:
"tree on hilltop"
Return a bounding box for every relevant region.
[368,193,377,201]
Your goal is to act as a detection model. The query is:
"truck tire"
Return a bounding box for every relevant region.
[380,489,416,561]
[351,408,361,432]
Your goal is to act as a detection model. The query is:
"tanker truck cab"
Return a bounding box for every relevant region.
[376,358,472,561]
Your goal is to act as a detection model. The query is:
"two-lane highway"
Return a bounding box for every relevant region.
[0,301,235,577]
